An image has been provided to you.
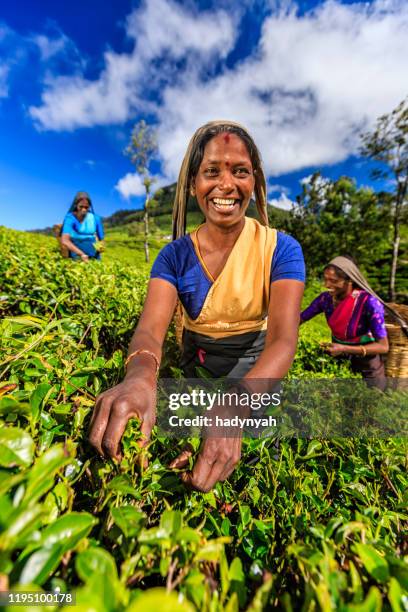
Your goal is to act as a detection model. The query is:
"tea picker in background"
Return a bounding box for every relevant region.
[300,256,390,390]
[61,191,105,261]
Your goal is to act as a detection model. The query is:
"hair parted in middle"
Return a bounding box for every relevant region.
[172,120,269,240]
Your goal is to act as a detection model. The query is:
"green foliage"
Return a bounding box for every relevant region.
[360,97,408,301]
[0,227,407,610]
[103,227,166,269]
[103,184,177,229]
[278,173,406,300]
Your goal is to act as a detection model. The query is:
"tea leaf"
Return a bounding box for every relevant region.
[0,428,34,468]
[353,544,389,583]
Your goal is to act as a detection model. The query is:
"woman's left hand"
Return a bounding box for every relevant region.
[170,436,242,492]
[323,343,344,356]
[95,240,106,253]
[170,398,245,492]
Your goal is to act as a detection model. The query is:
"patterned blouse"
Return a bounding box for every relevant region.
[300,291,387,340]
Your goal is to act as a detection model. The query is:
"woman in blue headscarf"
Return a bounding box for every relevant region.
[61,191,105,261]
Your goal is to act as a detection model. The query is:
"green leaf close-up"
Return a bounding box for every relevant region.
[0,427,34,468]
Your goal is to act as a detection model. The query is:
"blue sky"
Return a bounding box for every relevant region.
[1,0,407,230]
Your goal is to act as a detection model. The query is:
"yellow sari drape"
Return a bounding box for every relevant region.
[183,217,277,339]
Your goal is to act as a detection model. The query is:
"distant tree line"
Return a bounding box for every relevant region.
[270,97,408,303]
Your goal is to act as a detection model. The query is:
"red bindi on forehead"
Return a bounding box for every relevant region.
[223,133,230,144]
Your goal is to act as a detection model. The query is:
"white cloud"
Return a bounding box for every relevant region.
[115,173,146,199]
[157,0,408,177]
[269,183,290,195]
[28,0,408,181]
[31,27,84,69]
[300,174,330,189]
[0,24,16,99]
[269,193,294,211]
[31,51,142,130]
[32,34,68,61]
[125,0,235,61]
[0,21,84,102]
[29,0,236,131]
[115,171,169,199]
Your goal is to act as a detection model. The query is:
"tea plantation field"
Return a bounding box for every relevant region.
[0,227,407,611]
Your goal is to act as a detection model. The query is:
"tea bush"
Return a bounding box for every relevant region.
[0,227,407,611]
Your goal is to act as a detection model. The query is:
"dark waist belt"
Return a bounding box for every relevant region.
[181,329,266,378]
[183,329,266,358]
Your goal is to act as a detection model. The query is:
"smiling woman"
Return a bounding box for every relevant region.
[300,255,390,390]
[88,120,305,492]
[191,133,255,231]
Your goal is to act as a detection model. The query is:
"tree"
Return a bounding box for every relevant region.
[125,120,158,263]
[281,172,392,294]
[360,98,408,301]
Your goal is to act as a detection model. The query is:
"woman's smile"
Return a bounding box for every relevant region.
[192,132,255,228]
[210,197,240,213]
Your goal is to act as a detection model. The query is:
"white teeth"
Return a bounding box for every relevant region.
[212,198,236,210]
[213,198,235,205]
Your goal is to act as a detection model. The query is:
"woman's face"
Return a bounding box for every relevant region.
[191,132,255,229]
[75,198,90,221]
[324,268,351,299]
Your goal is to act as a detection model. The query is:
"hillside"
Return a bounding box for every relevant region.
[29,181,407,302]
[105,184,289,226]
[31,183,290,269]
[98,185,290,268]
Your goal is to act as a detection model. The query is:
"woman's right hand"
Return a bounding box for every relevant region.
[88,377,156,461]
[80,253,89,262]
[87,278,178,462]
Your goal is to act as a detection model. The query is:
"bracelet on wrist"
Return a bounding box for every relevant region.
[125,349,160,374]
